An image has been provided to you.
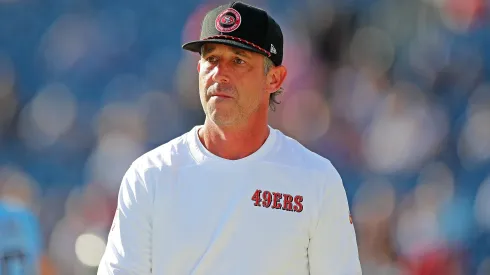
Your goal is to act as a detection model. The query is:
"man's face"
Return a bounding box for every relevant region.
[197,43,269,126]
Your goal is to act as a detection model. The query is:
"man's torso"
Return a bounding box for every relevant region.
[137,126,332,275]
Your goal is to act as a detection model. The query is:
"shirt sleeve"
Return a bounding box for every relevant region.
[308,165,362,275]
[97,162,153,275]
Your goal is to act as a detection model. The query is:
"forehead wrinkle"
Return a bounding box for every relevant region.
[201,43,253,59]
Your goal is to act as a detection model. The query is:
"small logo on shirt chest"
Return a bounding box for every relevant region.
[251,189,303,212]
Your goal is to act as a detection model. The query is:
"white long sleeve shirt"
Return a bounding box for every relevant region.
[97,125,362,275]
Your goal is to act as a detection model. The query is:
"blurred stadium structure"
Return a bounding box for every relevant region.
[0,0,490,274]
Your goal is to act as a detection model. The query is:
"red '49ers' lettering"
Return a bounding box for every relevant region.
[252,190,303,213]
[262,191,272,208]
[251,189,262,206]
[272,192,282,209]
[282,194,293,211]
[293,195,303,213]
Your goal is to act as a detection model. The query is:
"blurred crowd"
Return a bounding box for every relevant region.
[0,0,490,274]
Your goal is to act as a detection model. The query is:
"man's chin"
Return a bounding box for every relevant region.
[208,110,239,127]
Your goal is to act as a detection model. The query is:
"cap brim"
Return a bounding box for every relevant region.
[182,38,268,57]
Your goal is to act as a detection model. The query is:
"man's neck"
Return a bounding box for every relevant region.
[198,118,270,160]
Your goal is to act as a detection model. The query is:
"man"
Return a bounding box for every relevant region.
[0,167,43,275]
[0,202,42,275]
[97,1,362,274]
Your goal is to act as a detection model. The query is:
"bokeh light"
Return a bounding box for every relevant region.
[75,233,107,267]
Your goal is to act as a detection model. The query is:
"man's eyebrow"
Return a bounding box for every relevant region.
[201,45,216,57]
[232,48,252,58]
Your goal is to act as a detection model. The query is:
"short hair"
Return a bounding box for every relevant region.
[264,57,283,111]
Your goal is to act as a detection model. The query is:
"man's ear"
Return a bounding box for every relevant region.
[265,65,287,94]
[197,60,201,73]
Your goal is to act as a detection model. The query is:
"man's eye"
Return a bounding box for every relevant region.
[234,58,245,64]
[207,56,218,63]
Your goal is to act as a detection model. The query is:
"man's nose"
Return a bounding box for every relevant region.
[211,62,230,83]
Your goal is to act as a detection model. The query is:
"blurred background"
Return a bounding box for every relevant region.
[0,0,489,274]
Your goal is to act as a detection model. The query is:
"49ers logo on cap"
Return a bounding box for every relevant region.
[215,8,241,33]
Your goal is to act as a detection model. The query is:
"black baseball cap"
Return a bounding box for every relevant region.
[182,1,284,66]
